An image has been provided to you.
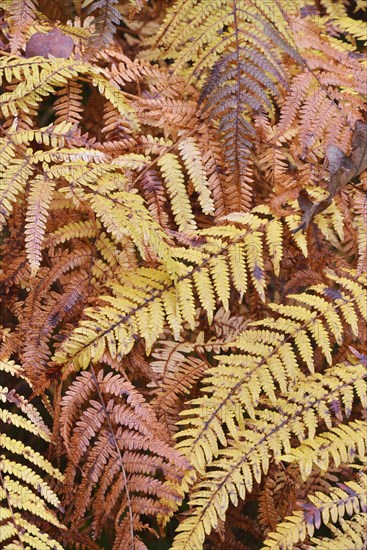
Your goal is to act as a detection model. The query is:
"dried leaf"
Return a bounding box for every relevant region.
[326,146,350,175]
[25,28,74,59]
[295,121,367,231]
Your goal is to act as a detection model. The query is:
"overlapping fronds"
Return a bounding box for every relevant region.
[6,0,37,54]
[169,271,367,548]
[281,419,367,481]
[263,474,367,550]
[0,358,64,549]
[151,0,302,213]
[171,354,367,548]
[310,513,367,550]
[176,270,367,465]
[149,312,247,439]
[52,208,294,369]
[153,0,299,84]
[274,16,367,169]
[0,0,366,548]
[0,55,137,123]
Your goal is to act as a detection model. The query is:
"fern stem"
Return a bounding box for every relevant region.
[88,364,135,550]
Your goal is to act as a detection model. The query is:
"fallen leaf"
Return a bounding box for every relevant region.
[25,28,74,59]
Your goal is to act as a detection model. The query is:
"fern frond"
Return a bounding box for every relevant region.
[258,466,296,535]
[157,152,197,233]
[20,248,92,390]
[25,175,56,276]
[177,137,215,216]
[0,152,34,229]
[46,219,100,249]
[353,188,367,275]
[6,0,37,54]
[140,169,170,229]
[154,0,298,82]
[150,311,248,440]
[87,186,173,261]
[310,513,367,550]
[150,338,212,439]
[54,80,84,125]
[9,121,76,147]
[84,0,120,51]
[52,208,289,369]
[281,420,367,481]
[53,208,358,373]
[0,359,64,548]
[262,474,367,550]
[60,367,190,545]
[172,358,367,549]
[321,0,367,44]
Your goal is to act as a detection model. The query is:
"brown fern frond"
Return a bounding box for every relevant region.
[7,0,37,54]
[60,368,191,544]
[149,339,209,439]
[25,175,56,276]
[54,80,83,125]
[258,465,297,534]
[85,0,121,52]
[102,102,136,142]
[140,168,170,229]
[20,248,92,390]
[38,0,76,22]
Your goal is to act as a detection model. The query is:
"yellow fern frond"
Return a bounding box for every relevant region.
[177,137,215,215]
[262,474,367,550]
[0,153,34,229]
[281,420,367,481]
[172,358,367,549]
[9,121,76,147]
[0,359,64,548]
[157,153,197,233]
[310,513,367,550]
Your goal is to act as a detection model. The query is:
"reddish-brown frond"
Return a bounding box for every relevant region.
[150,339,208,438]
[25,176,56,276]
[54,80,83,125]
[60,368,191,545]
[140,169,170,229]
[85,0,120,52]
[102,102,136,142]
[7,0,37,54]
[20,249,92,390]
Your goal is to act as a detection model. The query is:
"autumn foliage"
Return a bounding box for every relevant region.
[0,1,366,549]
